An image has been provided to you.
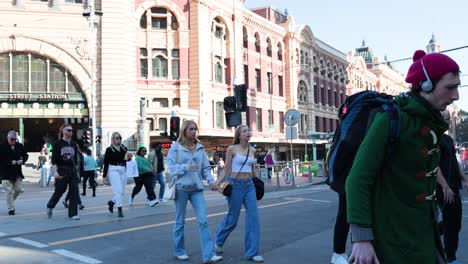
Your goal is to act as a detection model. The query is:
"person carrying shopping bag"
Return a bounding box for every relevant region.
[166,120,222,263]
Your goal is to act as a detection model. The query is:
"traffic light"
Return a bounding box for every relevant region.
[95,135,101,145]
[223,96,237,112]
[82,129,92,147]
[170,116,181,141]
[234,84,247,112]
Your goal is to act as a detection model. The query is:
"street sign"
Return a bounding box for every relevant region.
[286,126,297,140]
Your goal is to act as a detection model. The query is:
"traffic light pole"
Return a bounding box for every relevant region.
[86,0,99,159]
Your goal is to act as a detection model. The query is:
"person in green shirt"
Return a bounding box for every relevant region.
[130,146,159,207]
[347,50,461,264]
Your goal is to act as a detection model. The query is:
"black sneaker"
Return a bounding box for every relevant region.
[108,200,115,213]
[62,200,69,208]
[8,209,15,215]
[79,204,85,210]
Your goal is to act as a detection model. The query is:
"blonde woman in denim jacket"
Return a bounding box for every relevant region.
[166,120,222,263]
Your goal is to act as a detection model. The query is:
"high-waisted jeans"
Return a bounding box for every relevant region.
[216,178,260,258]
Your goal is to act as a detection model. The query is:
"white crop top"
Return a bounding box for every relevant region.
[231,153,255,173]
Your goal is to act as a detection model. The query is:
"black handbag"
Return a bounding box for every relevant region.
[252,177,264,200]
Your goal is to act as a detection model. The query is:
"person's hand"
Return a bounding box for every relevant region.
[125,152,133,160]
[16,160,23,165]
[189,164,198,172]
[442,185,455,204]
[54,173,62,180]
[11,160,16,165]
[209,183,217,191]
[349,241,380,264]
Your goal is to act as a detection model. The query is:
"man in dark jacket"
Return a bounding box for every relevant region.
[0,131,28,215]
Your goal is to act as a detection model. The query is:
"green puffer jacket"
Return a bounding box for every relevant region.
[346,93,448,264]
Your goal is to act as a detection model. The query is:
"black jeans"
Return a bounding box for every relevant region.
[333,192,350,254]
[82,171,97,195]
[131,172,156,201]
[47,168,79,217]
[437,189,462,262]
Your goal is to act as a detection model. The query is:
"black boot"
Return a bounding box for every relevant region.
[108,200,114,213]
[117,207,124,218]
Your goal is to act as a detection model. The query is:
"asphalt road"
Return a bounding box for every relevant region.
[0,184,467,264]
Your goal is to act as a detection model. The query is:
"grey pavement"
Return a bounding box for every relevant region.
[1,163,467,264]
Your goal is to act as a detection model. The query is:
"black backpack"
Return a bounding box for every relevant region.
[326,90,401,194]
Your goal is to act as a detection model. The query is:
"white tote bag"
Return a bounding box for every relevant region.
[126,160,139,178]
[163,146,180,200]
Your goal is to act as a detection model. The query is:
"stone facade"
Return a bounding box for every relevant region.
[0,0,352,160]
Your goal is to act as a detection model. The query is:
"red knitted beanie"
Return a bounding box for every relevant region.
[405,50,459,89]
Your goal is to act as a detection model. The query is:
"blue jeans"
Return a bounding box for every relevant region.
[216,178,260,258]
[174,189,215,261]
[152,172,166,200]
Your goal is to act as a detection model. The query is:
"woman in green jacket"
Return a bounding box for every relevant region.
[130,146,159,207]
[347,50,461,264]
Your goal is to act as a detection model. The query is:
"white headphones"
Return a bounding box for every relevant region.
[420,59,433,92]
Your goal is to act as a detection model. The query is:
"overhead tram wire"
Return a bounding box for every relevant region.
[373,45,468,66]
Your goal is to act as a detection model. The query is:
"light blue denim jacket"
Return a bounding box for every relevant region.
[167,141,215,191]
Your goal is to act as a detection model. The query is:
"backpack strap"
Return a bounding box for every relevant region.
[383,102,401,157]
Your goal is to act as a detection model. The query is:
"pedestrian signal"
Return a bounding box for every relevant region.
[170,116,181,140]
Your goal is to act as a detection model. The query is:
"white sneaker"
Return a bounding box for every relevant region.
[128,196,134,205]
[176,254,189,260]
[249,256,264,263]
[331,253,349,264]
[69,215,80,220]
[149,199,159,207]
[204,255,223,263]
[215,244,223,253]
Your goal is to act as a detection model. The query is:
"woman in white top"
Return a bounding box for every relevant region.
[215,125,263,262]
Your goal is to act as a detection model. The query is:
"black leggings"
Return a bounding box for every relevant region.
[333,192,350,254]
[131,173,156,201]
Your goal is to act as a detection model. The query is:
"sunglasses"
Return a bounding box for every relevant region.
[65,129,73,132]
[114,137,122,140]
[9,138,17,141]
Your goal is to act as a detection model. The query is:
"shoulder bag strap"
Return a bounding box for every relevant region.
[232,147,250,179]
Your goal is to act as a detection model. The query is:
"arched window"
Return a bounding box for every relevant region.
[215,61,223,83]
[211,17,229,85]
[254,33,261,53]
[0,52,80,93]
[140,7,178,30]
[138,6,181,80]
[266,38,272,57]
[243,27,248,48]
[277,43,283,61]
[298,81,308,103]
[152,49,168,78]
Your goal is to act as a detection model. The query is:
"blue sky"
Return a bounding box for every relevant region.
[244,0,468,110]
